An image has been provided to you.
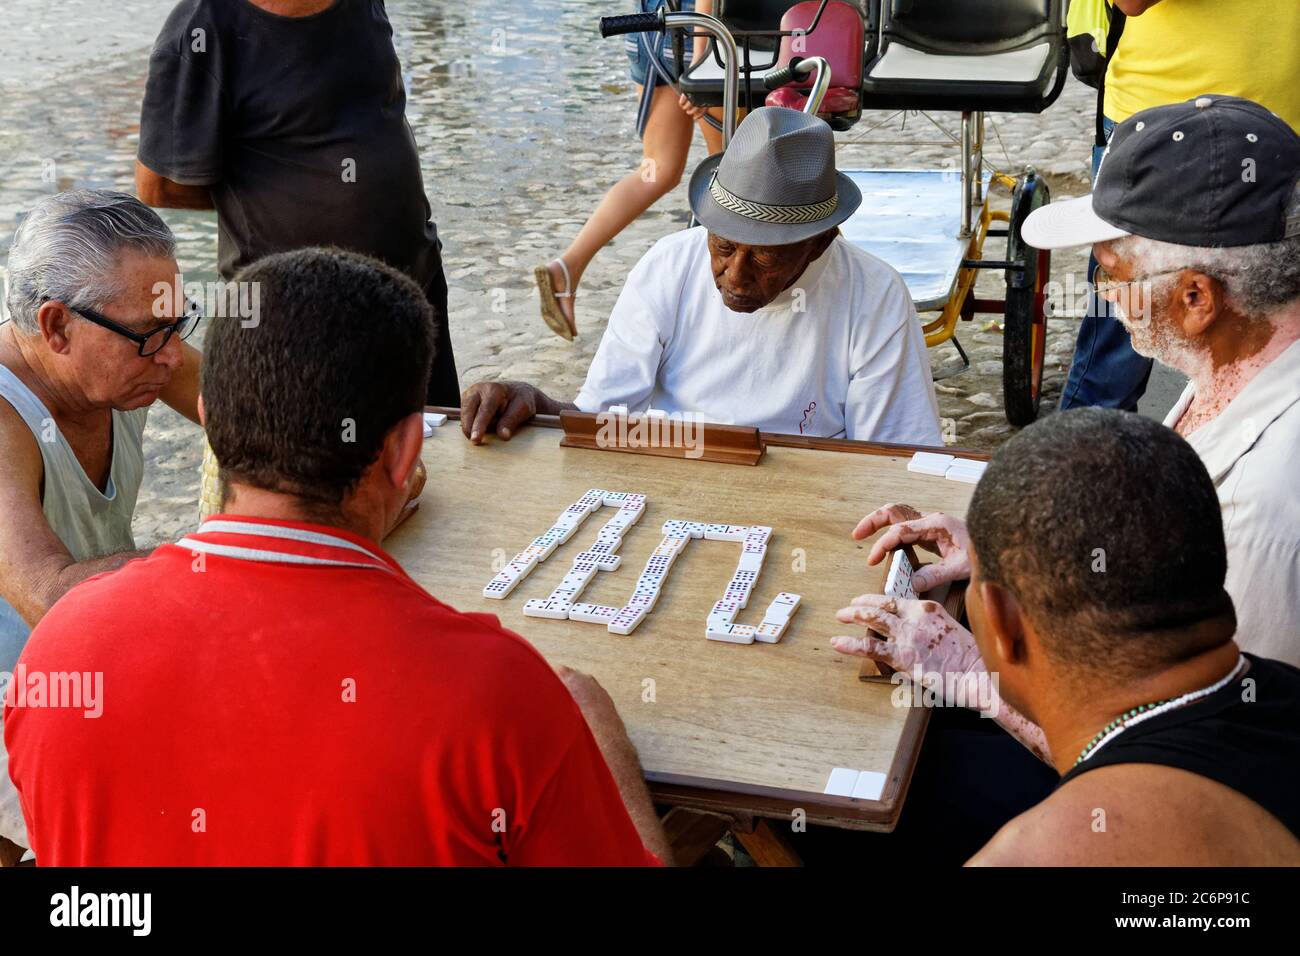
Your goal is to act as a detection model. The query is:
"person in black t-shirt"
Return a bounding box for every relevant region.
[833,408,1300,865]
[135,0,459,406]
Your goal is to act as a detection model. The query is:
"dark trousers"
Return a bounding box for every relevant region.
[1060,118,1154,411]
[422,245,462,407]
[889,706,1060,862]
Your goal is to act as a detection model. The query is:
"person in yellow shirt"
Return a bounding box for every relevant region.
[1061,0,1300,411]
[1107,1,1300,130]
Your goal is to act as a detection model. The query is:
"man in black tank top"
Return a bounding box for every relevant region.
[960,408,1300,865]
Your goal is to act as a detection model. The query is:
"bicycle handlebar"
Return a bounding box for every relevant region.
[598,12,663,38]
[763,56,805,90]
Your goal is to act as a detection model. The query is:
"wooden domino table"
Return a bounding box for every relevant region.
[386,410,981,838]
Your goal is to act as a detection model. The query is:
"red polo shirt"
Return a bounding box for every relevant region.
[5,515,657,866]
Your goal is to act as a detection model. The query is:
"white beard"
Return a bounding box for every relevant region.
[1114,295,1206,378]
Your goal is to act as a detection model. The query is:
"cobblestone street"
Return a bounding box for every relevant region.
[1,0,1104,544]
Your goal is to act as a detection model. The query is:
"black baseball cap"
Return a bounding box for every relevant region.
[1024,95,1300,249]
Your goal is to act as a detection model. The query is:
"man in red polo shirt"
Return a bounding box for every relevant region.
[4,248,667,866]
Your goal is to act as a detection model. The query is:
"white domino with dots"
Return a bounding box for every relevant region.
[608,606,648,636]
[754,593,801,643]
[568,603,619,624]
[523,599,572,620]
[763,592,801,621]
[483,572,521,600]
[706,622,756,644]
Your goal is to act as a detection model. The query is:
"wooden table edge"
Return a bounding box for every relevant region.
[426,406,992,462]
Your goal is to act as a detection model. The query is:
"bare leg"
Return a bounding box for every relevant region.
[698,111,724,157]
[543,83,696,332]
[698,104,745,157]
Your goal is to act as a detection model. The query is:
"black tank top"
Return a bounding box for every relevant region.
[1058,654,1300,839]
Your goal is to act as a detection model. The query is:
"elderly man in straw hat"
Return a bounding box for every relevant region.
[461,107,942,445]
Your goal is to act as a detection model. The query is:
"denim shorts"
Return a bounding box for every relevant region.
[625,0,696,87]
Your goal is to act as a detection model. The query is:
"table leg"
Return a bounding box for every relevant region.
[732,819,803,867]
[661,808,734,867]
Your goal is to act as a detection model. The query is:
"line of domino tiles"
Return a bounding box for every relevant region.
[702,524,801,646]
[482,490,800,641]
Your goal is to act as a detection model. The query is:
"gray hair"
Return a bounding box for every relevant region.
[1113,187,1300,317]
[4,189,176,334]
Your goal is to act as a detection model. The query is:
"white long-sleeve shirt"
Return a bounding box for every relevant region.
[575,227,943,444]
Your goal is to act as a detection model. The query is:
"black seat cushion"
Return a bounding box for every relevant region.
[861,0,1066,113]
[888,0,1052,49]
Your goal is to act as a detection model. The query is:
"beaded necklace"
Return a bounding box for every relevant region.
[1074,656,1247,767]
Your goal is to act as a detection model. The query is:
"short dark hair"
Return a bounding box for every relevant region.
[202,248,435,512]
[967,408,1234,674]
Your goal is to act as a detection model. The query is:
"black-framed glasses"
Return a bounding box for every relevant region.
[70,300,202,357]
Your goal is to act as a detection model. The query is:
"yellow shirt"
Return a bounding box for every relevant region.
[1105,0,1300,132]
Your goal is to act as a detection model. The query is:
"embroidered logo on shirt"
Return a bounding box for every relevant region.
[799,401,817,435]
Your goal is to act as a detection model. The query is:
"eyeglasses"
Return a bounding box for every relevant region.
[70,300,202,357]
[1092,264,1186,299]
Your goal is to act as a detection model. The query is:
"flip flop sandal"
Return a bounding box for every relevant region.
[534,259,577,341]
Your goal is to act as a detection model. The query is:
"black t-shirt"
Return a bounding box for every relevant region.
[1059,654,1300,840]
[139,0,440,286]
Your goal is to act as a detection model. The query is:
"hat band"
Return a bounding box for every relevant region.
[709,175,838,226]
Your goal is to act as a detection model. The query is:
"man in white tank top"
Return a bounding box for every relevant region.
[0,190,202,863]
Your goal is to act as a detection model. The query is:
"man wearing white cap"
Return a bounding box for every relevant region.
[832,97,1300,682]
[1021,94,1300,663]
[460,108,942,446]
[1060,0,1300,413]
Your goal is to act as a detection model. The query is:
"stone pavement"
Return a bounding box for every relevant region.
[0,0,1121,545]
